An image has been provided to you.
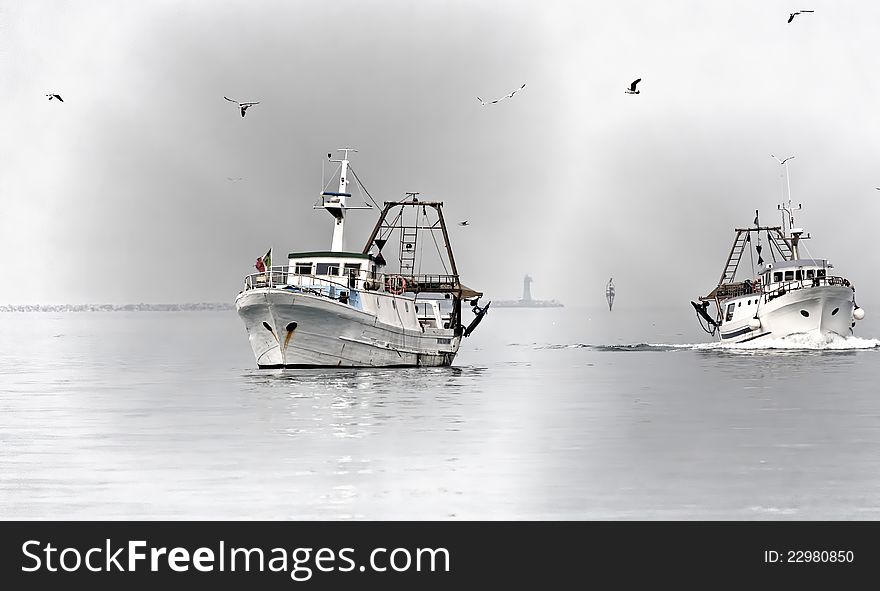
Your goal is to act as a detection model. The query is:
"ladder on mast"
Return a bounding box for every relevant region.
[398,192,420,275]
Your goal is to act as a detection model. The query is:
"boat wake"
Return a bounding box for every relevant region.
[724,333,880,351]
[511,334,880,352]
[519,343,710,352]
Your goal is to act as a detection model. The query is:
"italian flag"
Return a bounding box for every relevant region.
[262,248,272,270]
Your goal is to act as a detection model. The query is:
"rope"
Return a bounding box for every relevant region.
[694,306,718,336]
[429,225,449,275]
[348,165,382,209]
[322,163,341,193]
[748,233,755,278]
[417,206,426,276]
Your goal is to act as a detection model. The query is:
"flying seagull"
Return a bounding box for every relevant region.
[505,83,526,99]
[224,96,260,117]
[625,78,641,94]
[46,94,63,102]
[477,83,526,106]
[458,220,470,226]
[771,154,795,165]
[788,10,814,23]
[226,177,244,182]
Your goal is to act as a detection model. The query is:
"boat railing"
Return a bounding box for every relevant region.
[244,267,364,295]
[705,275,851,303]
[711,282,751,300]
[243,267,461,297]
[763,275,852,301]
[394,273,460,294]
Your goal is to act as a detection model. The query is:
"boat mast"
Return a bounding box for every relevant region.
[325,148,356,252]
[771,154,805,259]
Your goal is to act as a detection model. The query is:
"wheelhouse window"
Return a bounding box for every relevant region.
[806,269,815,279]
[795,270,803,281]
[773,272,783,282]
[816,269,826,278]
[294,263,312,275]
[315,262,340,276]
[726,303,735,322]
[784,271,794,281]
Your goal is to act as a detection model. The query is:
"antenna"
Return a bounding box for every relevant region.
[771,154,800,235]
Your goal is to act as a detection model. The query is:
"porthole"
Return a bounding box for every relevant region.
[262,321,273,331]
[831,308,839,316]
[800,310,809,317]
[286,322,298,331]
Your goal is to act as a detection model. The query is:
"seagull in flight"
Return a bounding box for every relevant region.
[458,220,470,226]
[226,177,244,182]
[224,96,260,117]
[477,83,525,106]
[787,10,814,23]
[771,154,795,165]
[46,94,63,102]
[625,78,641,94]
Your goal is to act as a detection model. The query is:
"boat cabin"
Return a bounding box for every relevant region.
[759,259,840,293]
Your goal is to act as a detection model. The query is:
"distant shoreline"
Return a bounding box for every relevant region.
[0,303,235,312]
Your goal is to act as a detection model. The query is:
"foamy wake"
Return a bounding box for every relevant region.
[513,334,880,352]
[725,333,880,351]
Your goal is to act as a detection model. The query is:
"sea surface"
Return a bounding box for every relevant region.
[2,305,880,520]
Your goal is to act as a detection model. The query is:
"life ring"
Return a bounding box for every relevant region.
[385,275,407,295]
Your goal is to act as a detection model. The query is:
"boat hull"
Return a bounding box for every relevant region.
[719,286,855,344]
[235,288,461,368]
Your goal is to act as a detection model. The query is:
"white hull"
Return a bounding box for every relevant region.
[719,286,854,344]
[235,288,460,367]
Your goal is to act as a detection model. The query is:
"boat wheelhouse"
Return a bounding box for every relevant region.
[235,149,488,368]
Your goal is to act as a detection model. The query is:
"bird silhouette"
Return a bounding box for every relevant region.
[458,220,470,226]
[224,96,260,117]
[787,10,814,23]
[477,83,525,106]
[625,78,641,94]
[46,94,63,102]
[771,154,795,165]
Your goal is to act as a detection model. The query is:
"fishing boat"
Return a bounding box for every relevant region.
[691,162,865,344]
[605,278,615,311]
[235,149,489,368]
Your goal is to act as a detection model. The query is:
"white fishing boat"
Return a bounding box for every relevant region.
[235,149,489,368]
[692,161,865,344]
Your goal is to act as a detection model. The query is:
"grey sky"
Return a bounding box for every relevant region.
[1,0,878,311]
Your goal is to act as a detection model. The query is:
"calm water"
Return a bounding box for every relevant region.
[2,307,880,520]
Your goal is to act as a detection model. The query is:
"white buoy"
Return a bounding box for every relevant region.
[853,307,866,320]
[748,317,762,330]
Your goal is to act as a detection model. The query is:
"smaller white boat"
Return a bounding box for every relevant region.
[692,163,865,344]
